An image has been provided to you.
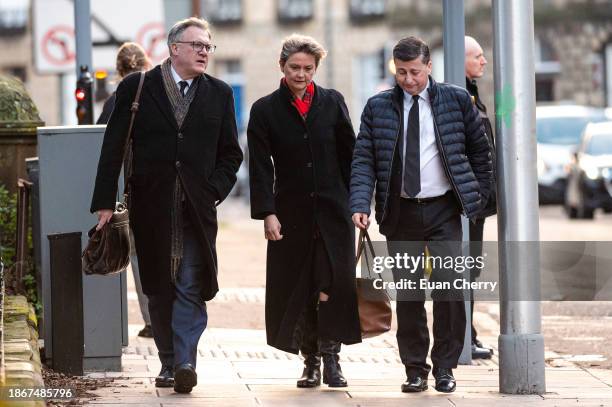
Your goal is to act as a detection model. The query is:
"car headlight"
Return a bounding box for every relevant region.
[580,158,600,180]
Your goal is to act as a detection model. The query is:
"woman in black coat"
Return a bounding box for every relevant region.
[96,42,153,339]
[247,34,361,389]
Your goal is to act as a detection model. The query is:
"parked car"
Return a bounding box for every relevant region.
[536,105,609,204]
[564,121,612,219]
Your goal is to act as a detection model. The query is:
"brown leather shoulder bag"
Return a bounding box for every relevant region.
[82,72,145,275]
[355,229,392,339]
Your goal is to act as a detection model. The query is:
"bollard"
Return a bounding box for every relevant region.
[48,232,84,376]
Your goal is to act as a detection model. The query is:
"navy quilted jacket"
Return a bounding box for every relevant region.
[350,77,492,223]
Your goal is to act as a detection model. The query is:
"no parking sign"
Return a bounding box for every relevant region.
[33,0,167,74]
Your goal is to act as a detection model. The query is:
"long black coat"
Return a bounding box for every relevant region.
[466,78,497,218]
[91,66,243,301]
[248,84,362,354]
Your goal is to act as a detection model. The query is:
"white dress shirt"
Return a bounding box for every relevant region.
[401,80,452,198]
[171,64,193,95]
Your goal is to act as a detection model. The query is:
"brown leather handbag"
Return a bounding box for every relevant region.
[82,72,145,275]
[355,229,392,339]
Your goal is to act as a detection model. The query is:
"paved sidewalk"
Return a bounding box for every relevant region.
[84,303,612,406]
[86,199,612,406]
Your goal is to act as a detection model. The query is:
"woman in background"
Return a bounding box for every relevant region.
[96,42,153,338]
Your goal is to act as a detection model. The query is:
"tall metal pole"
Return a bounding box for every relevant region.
[74,0,92,77]
[324,0,334,88]
[442,0,472,366]
[493,0,546,394]
[192,0,201,17]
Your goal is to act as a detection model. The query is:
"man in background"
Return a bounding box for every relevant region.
[465,35,496,360]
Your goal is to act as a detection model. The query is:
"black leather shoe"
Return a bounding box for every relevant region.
[474,339,494,355]
[433,368,456,393]
[297,354,321,388]
[137,324,154,338]
[401,376,428,392]
[174,363,197,393]
[472,343,493,359]
[155,365,174,388]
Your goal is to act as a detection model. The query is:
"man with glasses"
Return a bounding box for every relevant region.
[91,17,242,393]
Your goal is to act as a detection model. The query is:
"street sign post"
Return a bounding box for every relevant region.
[33,0,167,75]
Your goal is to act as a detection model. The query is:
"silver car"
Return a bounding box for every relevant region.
[536,105,609,204]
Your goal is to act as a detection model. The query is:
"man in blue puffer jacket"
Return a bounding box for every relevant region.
[350,37,492,394]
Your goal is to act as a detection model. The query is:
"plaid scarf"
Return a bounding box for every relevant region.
[161,58,200,283]
[282,78,315,119]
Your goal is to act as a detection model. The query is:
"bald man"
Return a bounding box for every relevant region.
[465,36,496,360]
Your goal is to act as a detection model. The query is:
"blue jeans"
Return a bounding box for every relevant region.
[147,218,208,367]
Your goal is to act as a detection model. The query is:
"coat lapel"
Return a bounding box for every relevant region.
[305,84,322,127]
[145,66,179,130]
[181,75,210,129]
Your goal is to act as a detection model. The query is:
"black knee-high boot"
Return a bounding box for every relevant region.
[320,339,347,387]
[297,300,321,388]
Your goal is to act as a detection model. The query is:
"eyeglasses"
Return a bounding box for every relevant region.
[174,41,217,54]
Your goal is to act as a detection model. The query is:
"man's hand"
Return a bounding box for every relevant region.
[352,213,370,230]
[96,209,114,231]
[264,214,283,240]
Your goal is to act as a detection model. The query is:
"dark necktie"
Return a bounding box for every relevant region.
[178,80,188,97]
[403,94,421,197]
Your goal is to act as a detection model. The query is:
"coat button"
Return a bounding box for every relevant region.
[178,132,184,139]
[175,161,181,168]
[303,133,308,139]
[306,162,312,168]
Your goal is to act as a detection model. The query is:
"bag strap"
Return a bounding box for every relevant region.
[356,229,376,279]
[356,229,375,262]
[122,72,146,200]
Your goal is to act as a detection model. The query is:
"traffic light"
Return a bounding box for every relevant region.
[75,65,93,124]
[94,70,110,103]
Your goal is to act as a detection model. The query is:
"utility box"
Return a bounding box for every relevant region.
[36,125,128,371]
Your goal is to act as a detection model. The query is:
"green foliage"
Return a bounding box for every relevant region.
[0,183,17,267]
[0,183,41,315]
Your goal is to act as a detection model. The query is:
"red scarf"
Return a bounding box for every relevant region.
[282,78,315,119]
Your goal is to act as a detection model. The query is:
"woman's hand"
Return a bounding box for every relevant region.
[96,209,114,231]
[264,214,283,240]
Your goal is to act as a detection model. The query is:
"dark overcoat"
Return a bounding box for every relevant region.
[91,66,243,301]
[466,78,497,218]
[247,83,362,354]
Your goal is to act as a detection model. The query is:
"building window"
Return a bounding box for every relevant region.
[534,35,560,102]
[277,0,313,23]
[202,0,242,25]
[349,0,387,23]
[536,78,555,102]
[0,0,28,36]
[215,59,245,130]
